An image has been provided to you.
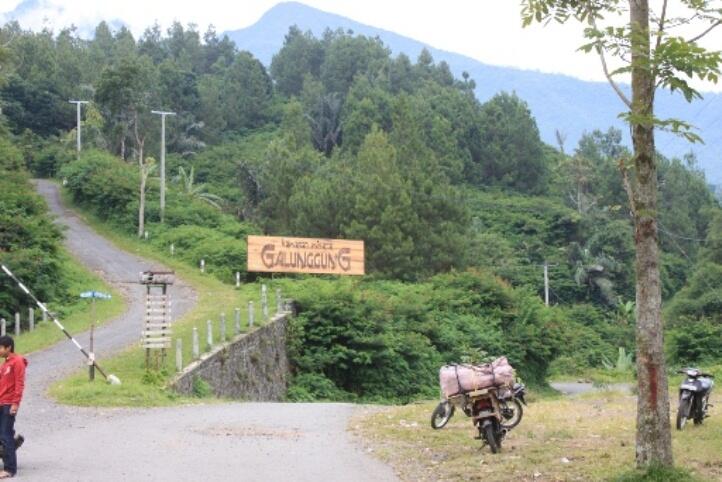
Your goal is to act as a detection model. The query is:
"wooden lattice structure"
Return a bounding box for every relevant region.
[140,270,174,369]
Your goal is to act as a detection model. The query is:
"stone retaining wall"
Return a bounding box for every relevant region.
[171,313,290,401]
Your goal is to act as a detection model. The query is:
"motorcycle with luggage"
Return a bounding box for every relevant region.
[429,357,525,453]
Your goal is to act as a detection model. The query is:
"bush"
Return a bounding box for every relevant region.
[666,318,722,365]
[60,150,136,224]
[284,270,563,402]
[0,166,67,319]
[27,141,74,178]
[150,225,250,282]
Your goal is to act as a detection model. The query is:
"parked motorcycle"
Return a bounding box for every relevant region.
[676,368,714,430]
[431,382,527,452]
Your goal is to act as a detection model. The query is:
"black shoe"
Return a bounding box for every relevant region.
[14,435,23,449]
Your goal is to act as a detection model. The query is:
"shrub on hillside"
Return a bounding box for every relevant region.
[0,168,66,319]
[60,150,136,223]
[151,225,250,282]
[666,318,722,365]
[27,141,74,178]
[285,270,563,402]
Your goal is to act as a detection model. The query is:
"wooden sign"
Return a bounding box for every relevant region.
[141,293,172,349]
[248,236,365,275]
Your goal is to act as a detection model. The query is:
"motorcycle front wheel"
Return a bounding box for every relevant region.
[500,398,523,429]
[676,396,692,430]
[430,401,454,429]
[693,396,708,425]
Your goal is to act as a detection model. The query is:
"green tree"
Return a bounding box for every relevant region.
[95,55,158,160]
[342,127,417,278]
[270,26,325,96]
[522,0,722,468]
[473,92,548,193]
[319,30,389,94]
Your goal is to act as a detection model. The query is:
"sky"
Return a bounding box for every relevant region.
[1,0,722,92]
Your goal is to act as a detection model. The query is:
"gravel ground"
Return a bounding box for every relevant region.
[13,180,398,482]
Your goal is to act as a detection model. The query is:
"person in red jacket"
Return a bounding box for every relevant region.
[0,336,26,479]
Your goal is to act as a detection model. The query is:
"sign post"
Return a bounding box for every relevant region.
[140,270,174,370]
[79,290,112,382]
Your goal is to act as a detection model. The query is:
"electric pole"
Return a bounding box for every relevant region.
[69,100,90,158]
[151,110,176,223]
[543,262,550,306]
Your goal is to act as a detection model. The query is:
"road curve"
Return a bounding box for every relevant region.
[17,180,398,482]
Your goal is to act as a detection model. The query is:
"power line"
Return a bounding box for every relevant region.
[657,221,708,243]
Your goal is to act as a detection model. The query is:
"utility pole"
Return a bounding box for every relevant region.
[68,100,90,158]
[151,110,176,223]
[543,262,550,306]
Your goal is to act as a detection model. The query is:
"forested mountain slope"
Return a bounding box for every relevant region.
[223,2,722,184]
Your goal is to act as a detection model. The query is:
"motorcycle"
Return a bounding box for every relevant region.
[676,368,714,430]
[431,382,527,453]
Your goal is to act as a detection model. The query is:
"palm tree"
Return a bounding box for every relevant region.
[173,166,223,209]
[569,242,619,306]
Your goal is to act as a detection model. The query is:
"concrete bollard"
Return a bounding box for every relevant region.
[220,313,226,342]
[175,339,183,372]
[261,284,268,320]
[248,301,255,328]
[235,272,240,288]
[206,319,213,350]
[276,288,283,313]
[29,308,34,331]
[0,319,5,336]
[144,230,149,240]
[15,312,20,336]
[234,308,241,335]
[200,259,205,274]
[192,327,200,360]
[170,243,175,256]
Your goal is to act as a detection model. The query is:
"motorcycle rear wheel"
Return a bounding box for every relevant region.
[676,397,691,430]
[482,421,501,453]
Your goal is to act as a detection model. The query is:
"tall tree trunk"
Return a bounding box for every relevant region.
[629,0,673,468]
[134,112,146,238]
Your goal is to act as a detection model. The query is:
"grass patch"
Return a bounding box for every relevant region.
[613,465,701,482]
[354,389,722,481]
[49,191,282,407]
[16,249,124,355]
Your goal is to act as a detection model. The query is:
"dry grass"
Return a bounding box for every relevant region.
[353,389,722,481]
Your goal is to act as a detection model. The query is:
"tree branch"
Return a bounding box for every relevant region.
[688,19,722,43]
[655,0,668,52]
[591,17,632,108]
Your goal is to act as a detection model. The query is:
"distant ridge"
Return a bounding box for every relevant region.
[224,2,722,184]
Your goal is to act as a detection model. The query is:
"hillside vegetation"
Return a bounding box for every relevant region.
[1,20,720,401]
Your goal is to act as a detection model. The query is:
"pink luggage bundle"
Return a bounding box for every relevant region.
[439,357,515,398]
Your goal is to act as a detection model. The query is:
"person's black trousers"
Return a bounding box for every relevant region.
[0,405,16,475]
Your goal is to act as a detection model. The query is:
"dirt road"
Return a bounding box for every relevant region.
[17,180,397,481]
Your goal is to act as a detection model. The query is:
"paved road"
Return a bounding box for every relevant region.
[550,381,633,396]
[17,180,398,482]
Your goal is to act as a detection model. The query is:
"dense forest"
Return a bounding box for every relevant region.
[1,21,720,400]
